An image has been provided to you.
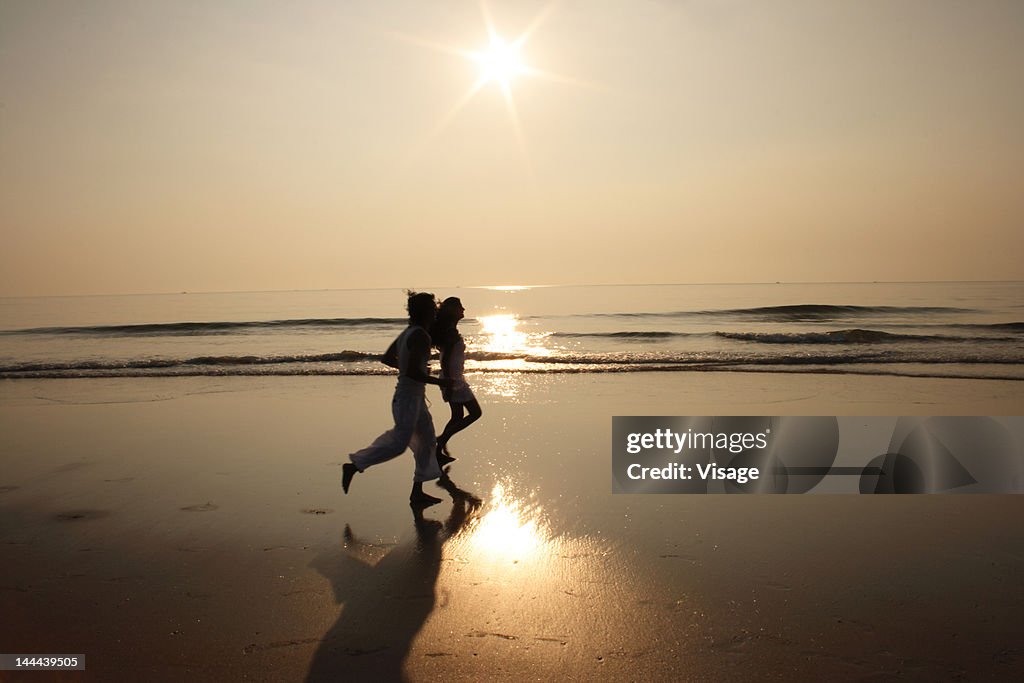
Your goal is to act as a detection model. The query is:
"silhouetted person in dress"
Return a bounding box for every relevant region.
[430,297,482,466]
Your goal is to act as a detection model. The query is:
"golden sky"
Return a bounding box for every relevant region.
[2,0,1022,296]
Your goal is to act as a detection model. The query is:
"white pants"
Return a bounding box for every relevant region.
[350,388,442,483]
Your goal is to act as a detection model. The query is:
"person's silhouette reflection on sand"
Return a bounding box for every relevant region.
[306,476,480,682]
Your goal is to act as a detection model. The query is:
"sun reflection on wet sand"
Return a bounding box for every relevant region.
[417,477,672,678]
[475,372,526,399]
[444,479,611,574]
[459,482,549,563]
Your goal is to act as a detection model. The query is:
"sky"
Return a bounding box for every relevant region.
[1,0,1022,296]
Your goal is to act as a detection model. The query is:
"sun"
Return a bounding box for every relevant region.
[391,1,596,172]
[474,36,525,87]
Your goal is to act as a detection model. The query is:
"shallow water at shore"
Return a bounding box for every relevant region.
[3,282,1022,380]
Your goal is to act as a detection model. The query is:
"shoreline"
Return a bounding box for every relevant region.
[2,368,1022,409]
[3,364,1023,382]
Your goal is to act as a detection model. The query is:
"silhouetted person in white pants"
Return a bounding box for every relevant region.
[342,291,450,507]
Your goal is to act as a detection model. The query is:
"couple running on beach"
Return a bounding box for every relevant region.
[341,292,482,506]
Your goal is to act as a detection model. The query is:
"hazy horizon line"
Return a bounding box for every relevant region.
[2,279,1022,300]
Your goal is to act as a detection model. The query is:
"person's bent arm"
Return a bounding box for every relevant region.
[405,329,449,387]
[381,338,400,369]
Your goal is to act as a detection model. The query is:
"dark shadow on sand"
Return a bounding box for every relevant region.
[306,475,481,683]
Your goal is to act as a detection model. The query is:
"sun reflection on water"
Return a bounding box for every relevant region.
[480,285,536,292]
[465,314,552,400]
[475,314,551,357]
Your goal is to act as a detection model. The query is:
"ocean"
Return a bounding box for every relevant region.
[1,282,1021,381]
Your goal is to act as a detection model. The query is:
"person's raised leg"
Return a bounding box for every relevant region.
[344,393,416,495]
[462,399,482,429]
[437,400,482,461]
[436,403,464,466]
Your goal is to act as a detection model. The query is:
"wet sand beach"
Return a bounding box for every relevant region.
[1,373,1023,681]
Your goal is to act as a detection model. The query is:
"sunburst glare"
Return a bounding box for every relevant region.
[473,36,525,87]
[391,1,596,175]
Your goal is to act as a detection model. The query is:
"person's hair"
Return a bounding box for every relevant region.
[430,297,462,349]
[405,290,437,324]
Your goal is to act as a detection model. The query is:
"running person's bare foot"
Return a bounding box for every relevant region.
[342,463,358,494]
[410,481,443,507]
[409,490,443,507]
[435,442,456,466]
